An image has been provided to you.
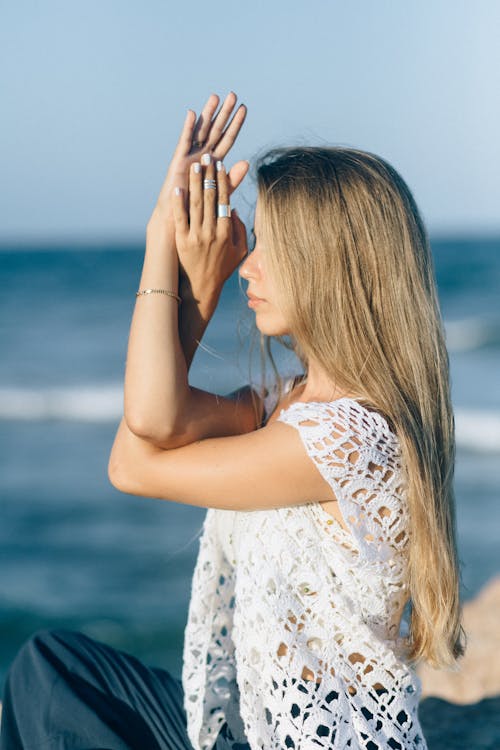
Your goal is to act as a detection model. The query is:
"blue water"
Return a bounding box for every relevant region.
[1,238,499,689]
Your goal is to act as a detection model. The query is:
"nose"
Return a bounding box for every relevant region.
[239,249,261,280]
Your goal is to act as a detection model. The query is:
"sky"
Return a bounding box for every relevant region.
[1,0,499,243]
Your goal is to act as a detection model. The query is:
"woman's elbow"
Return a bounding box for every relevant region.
[124,416,189,449]
[107,453,128,492]
[124,413,173,446]
[107,442,138,494]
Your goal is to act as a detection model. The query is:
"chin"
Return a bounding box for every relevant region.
[255,315,290,337]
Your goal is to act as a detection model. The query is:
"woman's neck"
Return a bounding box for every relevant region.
[297,362,354,403]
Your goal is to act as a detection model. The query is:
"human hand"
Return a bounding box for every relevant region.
[148,92,249,242]
[172,154,248,301]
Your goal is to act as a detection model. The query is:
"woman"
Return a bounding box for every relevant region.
[1,92,464,750]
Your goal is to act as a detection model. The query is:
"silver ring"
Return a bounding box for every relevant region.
[203,179,217,190]
[217,204,231,218]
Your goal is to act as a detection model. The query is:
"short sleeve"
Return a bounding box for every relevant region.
[276,399,409,562]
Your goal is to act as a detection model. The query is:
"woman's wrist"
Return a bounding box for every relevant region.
[178,278,222,373]
[146,209,175,249]
[142,216,179,289]
[145,213,222,307]
[179,275,222,313]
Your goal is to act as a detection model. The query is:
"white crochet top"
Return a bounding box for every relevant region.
[182,375,427,750]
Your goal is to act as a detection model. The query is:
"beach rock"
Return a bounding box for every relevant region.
[417,575,500,703]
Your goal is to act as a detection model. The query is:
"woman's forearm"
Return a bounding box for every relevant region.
[121,92,249,445]
[178,276,221,372]
[123,213,209,440]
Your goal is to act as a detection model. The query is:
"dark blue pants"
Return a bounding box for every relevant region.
[0,629,242,750]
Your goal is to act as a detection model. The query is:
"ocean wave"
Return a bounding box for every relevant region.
[444,317,500,352]
[1,386,499,453]
[453,408,500,453]
[0,385,123,423]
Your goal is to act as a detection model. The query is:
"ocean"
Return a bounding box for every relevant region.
[1,237,499,694]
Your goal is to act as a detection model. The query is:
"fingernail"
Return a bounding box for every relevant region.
[193,162,201,173]
[201,153,211,165]
[174,186,182,195]
[216,160,223,172]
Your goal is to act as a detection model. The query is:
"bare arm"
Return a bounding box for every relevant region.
[124,207,262,446]
[177,273,219,375]
[178,280,265,435]
[123,92,260,447]
[109,414,339,510]
[123,213,190,441]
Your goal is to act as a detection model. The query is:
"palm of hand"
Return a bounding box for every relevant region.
[152,93,249,232]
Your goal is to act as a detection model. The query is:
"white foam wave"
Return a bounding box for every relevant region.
[454,408,500,453]
[1,385,499,453]
[0,385,123,422]
[445,317,500,352]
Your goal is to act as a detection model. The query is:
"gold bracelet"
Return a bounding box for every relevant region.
[136,288,182,304]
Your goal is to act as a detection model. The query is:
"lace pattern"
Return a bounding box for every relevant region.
[182,375,427,750]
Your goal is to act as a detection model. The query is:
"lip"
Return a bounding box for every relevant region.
[247,293,266,308]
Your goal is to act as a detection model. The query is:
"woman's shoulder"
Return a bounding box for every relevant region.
[263,373,400,458]
[276,390,400,460]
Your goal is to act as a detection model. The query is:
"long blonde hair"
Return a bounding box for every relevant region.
[247,145,465,669]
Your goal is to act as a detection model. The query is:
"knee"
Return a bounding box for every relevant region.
[6,628,81,683]
[1,629,85,732]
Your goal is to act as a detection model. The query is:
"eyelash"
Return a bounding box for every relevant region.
[249,227,256,251]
